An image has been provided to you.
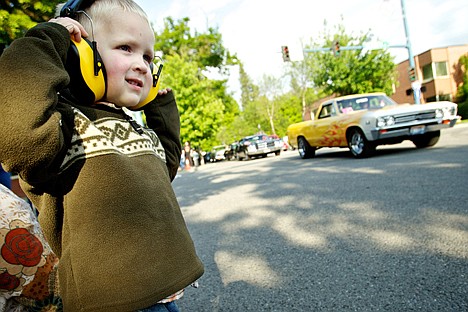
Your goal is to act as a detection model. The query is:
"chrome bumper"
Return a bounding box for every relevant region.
[369,119,457,141]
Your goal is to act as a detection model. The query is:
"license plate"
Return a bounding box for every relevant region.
[410,125,426,135]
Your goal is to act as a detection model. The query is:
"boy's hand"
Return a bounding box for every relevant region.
[157,88,172,96]
[49,17,88,42]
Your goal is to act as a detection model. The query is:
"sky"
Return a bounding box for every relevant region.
[135,0,468,101]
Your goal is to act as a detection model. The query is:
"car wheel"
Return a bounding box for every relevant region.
[412,130,440,148]
[275,151,281,156]
[347,128,375,158]
[297,137,315,159]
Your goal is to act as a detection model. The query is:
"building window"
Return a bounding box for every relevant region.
[426,96,436,102]
[438,94,452,101]
[422,64,433,80]
[422,61,449,81]
[425,94,452,102]
[434,62,448,77]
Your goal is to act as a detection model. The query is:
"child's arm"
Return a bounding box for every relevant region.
[143,89,182,181]
[0,22,74,184]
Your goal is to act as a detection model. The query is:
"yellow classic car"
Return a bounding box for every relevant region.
[287,93,459,158]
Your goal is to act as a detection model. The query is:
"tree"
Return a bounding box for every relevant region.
[154,17,237,72]
[153,17,239,151]
[218,61,262,142]
[0,0,61,52]
[305,23,397,97]
[289,59,310,119]
[258,74,285,135]
[270,92,302,138]
[456,54,468,119]
[231,73,304,139]
[239,62,259,110]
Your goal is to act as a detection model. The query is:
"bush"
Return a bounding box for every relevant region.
[457,101,468,120]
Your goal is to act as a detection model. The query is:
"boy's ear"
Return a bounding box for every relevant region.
[65,38,107,104]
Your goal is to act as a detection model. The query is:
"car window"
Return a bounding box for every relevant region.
[319,104,334,119]
[352,95,397,111]
[338,100,353,113]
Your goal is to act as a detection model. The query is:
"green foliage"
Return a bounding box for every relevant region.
[228,81,303,140]
[218,61,264,143]
[456,55,468,100]
[0,0,61,51]
[305,23,397,97]
[154,17,237,72]
[154,18,239,151]
[288,58,326,118]
[161,54,229,151]
[457,102,468,120]
[274,93,303,137]
[456,55,468,120]
[239,62,259,109]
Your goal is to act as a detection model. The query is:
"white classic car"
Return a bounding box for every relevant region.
[287,93,459,158]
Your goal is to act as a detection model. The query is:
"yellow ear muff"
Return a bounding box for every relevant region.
[128,62,163,111]
[65,37,161,109]
[65,38,106,104]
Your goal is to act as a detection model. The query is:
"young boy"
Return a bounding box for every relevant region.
[0,0,204,311]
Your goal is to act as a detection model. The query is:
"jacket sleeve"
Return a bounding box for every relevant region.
[143,91,182,181]
[0,22,73,184]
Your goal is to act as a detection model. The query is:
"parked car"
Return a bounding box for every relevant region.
[202,151,211,164]
[268,134,289,151]
[224,142,239,161]
[287,93,459,158]
[209,145,226,162]
[236,134,282,160]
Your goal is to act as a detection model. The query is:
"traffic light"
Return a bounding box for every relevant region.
[281,46,290,62]
[408,67,417,82]
[332,41,340,56]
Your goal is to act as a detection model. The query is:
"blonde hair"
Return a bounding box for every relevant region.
[75,0,151,39]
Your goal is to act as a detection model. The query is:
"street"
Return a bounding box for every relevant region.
[173,124,468,311]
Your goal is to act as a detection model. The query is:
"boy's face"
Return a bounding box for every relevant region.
[94,10,155,108]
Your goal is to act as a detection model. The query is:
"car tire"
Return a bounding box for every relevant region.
[347,128,375,158]
[298,137,315,159]
[412,130,440,148]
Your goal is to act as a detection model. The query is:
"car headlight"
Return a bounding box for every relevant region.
[435,109,443,119]
[377,116,395,127]
[377,117,386,127]
[377,117,387,128]
[441,107,456,117]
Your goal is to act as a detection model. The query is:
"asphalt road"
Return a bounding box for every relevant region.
[173,124,468,312]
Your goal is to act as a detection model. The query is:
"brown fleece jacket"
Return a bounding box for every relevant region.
[0,22,203,311]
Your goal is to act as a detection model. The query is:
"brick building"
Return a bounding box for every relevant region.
[392,45,468,104]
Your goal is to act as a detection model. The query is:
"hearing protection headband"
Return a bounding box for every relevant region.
[60,0,91,18]
[60,0,162,109]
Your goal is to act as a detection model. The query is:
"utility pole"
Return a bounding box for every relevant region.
[400,0,420,104]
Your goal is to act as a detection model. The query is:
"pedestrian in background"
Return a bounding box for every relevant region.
[184,141,194,170]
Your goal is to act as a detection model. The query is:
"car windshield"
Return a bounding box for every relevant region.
[212,146,225,151]
[249,135,267,142]
[337,95,397,113]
